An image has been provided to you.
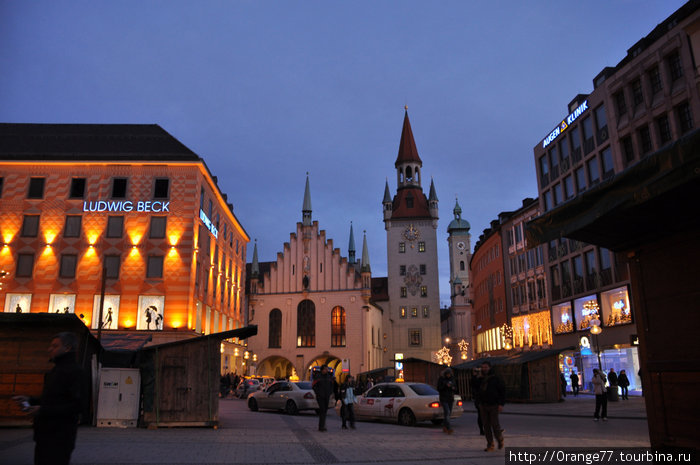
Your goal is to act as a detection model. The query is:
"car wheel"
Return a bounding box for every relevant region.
[431,419,443,425]
[248,398,258,412]
[398,408,416,426]
[285,400,298,415]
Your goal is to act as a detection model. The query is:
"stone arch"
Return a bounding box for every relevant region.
[256,355,297,380]
[305,354,344,383]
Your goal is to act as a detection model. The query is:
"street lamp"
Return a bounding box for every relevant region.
[589,317,603,371]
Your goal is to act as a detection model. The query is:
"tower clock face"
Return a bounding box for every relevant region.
[403,224,420,242]
[456,241,466,250]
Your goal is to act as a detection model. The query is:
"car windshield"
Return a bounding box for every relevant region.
[406,383,438,396]
[294,382,312,390]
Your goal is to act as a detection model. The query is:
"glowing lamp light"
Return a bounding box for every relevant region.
[169,235,179,247]
[220,343,225,354]
[130,234,142,246]
[44,232,57,245]
[590,318,602,334]
[234,348,239,356]
[171,320,182,329]
[244,351,249,360]
[3,233,14,244]
[122,319,134,328]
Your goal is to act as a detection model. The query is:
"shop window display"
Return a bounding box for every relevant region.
[552,302,574,334]
[4,293,32,313]
[137,295,165,330]
[92,295,120,329]
[49,294,76,314]
[600,286,632,326]
[574,295,600,330]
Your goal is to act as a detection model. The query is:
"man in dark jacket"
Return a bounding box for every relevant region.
[14,332,83,465]
[437,367,458,434]
[312,365,338,432]
[477,361,505,452]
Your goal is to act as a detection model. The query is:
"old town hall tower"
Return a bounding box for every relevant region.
[382,110,441,364]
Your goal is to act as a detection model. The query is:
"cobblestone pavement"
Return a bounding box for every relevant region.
[0,395,650,465]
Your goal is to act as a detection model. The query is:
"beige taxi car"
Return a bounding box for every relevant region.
[338,382,463,426]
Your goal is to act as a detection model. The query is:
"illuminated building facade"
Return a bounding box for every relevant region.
[500,198,551,351]
[246,176,383,381]
[0,124,249,363]
[470,220,507,356]
[530,2,700,392]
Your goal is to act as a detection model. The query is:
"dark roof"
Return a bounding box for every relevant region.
[395,111,422,166]
[0,123,201,162]
[453,347,574,369]
[140,325,258,351]
[391,187,432,219]
[100,333,153,352]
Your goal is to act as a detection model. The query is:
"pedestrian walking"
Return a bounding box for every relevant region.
[570,371,580,396]
[470,367,485,435]
[338,375,357,429]
[618,370,630,400]
[608,368,619,400]
[312,365,338,432]
[592,368,608,421]
[560,371,568,397]
[13,332,84,465]
[437,367,458,434]
[477,361,505,452]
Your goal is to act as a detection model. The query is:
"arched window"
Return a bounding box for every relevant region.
[406,166,413,181]
[415,167,420,183]
[331,306,346,347]
[460,260,465,271]
[297,300,315,347]
[269,309,282,348]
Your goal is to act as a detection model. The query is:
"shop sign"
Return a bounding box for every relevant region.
[83,200,170,213]
[542,100,589,148]
[199,209,219,238]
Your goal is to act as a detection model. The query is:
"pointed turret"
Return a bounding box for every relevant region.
[383,179,392,221]
[360,232,371,273]
[250,240,259,295]
[302,173,312,226]
[348,222,356,265]
[395,110,423,167]
[448,197,471,233]
[429,177,438,218]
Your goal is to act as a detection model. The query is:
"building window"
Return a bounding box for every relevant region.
[69,178,86,199]
[409,329,422,346]
[400,287,407,298]
[63,215,82,238]
[149,216,167,239]
[601,147,614,177]
[269,309,282,348]
[104,255,120,279]
[460,260,465,271]
[405,195,414,208]
[539,155,549,179]
[543,190,552,211]
[638,125,653,154]
[21,215,40,237]
[16,253,35,277]
[331,306,346,347]
[571,128,581,152]
[153,178,170,199]
[560,136,570,160]
[59,254,78,278]
[666,50,683,82]
[399,265,406,276]
[553,183,563,205]
[564,175,574,199]
[420,286,428,297]
[146,255,164,279]
[676,101,694,134]
[656,114,672,144]
[614,91,627,118]
[582,116,593,141]
[400,306,407,318]
[27,177,45,199]
[631,79,644,107]
[648,66,663,95]
[418,241,425,252]
[112,178,128,198]
[621,136,635,165]
[422,306,429,318]
[420,264,426,275]
[106,216,124,238]
[296,299,315,347]
[595,104,607,131]
[399,242,406,253]
[587,157,600,185]
[195,261,201,289]
[411,307,418,318]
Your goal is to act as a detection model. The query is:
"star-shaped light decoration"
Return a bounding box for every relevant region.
[436,346,452,365]
[458,339,469,352]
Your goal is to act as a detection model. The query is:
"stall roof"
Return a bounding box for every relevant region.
[140,325,258,351]
[453,348,573,369]
[526,128,700,251]
[100,333,153,352]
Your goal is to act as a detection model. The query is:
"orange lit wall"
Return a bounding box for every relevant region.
[0,161,249,341]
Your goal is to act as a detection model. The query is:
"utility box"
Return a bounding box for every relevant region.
[97,368,140,427]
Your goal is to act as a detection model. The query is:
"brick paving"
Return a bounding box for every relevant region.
[0,395,649,465]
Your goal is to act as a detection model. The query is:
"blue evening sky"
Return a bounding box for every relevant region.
[0,1,687,305]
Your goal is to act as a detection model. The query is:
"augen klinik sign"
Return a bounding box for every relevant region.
[83,200,170,213]
[542,100,589,149]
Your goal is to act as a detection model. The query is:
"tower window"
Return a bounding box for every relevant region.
[460,260,465,271]
[418,242,426,252]
[400,307,407,318]
[399,242,406,253]
[420,264,426,275]
[400,287,407,298]
[420,286,428,297]
[400,265,406,276]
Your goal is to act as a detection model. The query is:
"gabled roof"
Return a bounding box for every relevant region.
[394,111,422,167]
